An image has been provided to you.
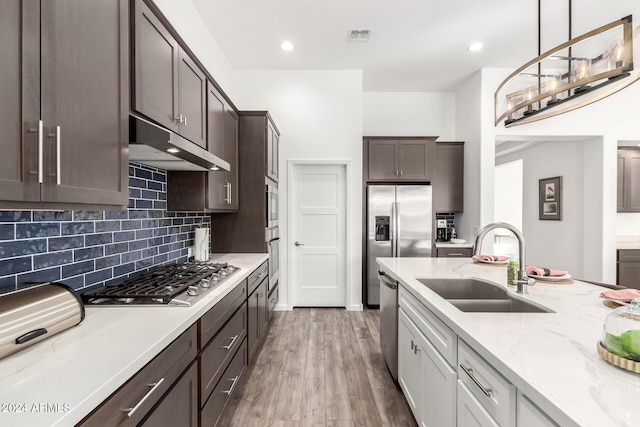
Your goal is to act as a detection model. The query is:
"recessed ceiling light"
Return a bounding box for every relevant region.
[467,42,484,52]
[281,41,294,51]
[166,148,179,154]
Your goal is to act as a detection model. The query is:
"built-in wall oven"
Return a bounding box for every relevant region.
[266,226,279,315]
[265,181,279,314]
[266,227,279,290]
[266,183,278,228]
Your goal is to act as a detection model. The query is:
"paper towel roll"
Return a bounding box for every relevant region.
[194,227,210,261]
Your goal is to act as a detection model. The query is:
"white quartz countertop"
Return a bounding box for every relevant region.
[0,253,267,427]
[377,257,640,427]
[616,236,640,250]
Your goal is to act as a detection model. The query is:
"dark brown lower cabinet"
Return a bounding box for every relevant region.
[77,325,198,427]
[200,339,247,427]
[140,363,198,427]
[79,262,269,427]
[247,277,269,363]
[617,250,640,289]
[436,247,473,258]
[199,303,247,407]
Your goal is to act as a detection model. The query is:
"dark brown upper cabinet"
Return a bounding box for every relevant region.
[210,112,280,253]
[207,86,239,211]
[0,0,128,209]
[366,138,436,181]
[433,142,464,213]
[133,0,206,148]
[166,83,238,212]
[617,148,640,212]
[267,121,279,183]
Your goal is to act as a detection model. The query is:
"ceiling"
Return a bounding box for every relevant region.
[191,0,637,92]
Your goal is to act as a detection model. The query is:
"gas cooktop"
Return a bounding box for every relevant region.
[81,261,239,307]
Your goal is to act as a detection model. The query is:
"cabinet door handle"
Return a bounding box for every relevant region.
[56,126,61,185]
[37,120,43,183]
[123,377,165,418]
[295,241,305,247]
[410,339,415,350]
[400,170,403,176]
[460,364,492,397]
[221,334,239,350]
[176,114,184,124]
[414,345,421,355]
[183,115,187,127]
[224,182,231,203]
[49,126,61,185]
[222,375,239,395]
[27,122,43,181]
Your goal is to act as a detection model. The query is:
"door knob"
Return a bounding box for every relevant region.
[295,241,305,246]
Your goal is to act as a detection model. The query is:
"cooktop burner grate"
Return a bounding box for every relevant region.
[82,262,233,304]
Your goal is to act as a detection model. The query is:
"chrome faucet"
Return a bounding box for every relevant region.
[472,222,534,294]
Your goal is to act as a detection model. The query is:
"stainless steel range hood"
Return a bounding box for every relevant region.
[129,115,230,171]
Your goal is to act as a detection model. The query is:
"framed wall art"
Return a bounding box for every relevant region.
[539,176,562,220]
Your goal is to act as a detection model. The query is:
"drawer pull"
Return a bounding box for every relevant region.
[460,364,492,397]
[123,378,165,418]
[221,334,239,350]
[222,375,239,395]
[255,272,266,281]
[448,253,463,256]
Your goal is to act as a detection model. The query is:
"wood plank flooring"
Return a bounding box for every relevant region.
[220,308,417,427]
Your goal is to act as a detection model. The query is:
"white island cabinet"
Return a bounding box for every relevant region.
[517,393,559,427]
[378,257,634,427]
[398,286,457,427]
[457,380,499,427]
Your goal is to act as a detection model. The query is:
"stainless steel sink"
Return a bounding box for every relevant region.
[416,278,554,313]
[416,278,508,300]
[447,298,553,313]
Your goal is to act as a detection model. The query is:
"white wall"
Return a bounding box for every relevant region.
[152,0,237,100]
[454,71,483,243]
[152,1,364,310]
[494,159,523,232]
[362,92,455,139]
[232,70,364,311]
[497,141,599,278]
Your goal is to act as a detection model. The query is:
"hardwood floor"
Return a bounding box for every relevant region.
[220,308,417,427]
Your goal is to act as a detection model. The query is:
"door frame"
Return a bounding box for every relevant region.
[287,160,353,309]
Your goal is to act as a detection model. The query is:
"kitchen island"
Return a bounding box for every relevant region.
[378,257,640,427]
[0,253,267,427]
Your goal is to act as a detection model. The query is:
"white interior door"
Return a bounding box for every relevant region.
[291,164,346,307]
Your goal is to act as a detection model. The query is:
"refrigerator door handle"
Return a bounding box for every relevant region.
[395,202,401,256]
[391,202,397,256]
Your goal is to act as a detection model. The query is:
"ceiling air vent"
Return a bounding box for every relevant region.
[347,29,371,43]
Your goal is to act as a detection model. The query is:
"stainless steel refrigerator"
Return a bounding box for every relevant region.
[367,185,432,305]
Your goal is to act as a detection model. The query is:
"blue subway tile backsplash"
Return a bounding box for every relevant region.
[0,162,210,295]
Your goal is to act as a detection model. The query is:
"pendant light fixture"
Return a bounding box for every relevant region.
[495,0,640,127]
